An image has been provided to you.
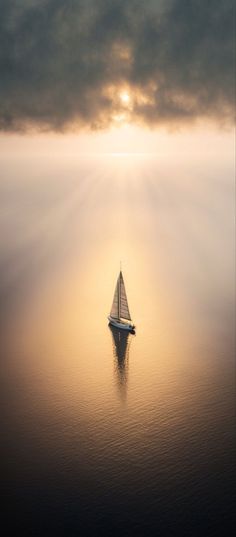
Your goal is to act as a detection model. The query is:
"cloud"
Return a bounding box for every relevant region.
[0,0,235,131]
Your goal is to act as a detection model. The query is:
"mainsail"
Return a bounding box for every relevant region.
[110,271,131,321]
[119,272,131,320]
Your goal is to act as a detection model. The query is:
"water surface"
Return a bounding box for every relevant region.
[1,151,235,536]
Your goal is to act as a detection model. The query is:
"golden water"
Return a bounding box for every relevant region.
[1,152,235,536]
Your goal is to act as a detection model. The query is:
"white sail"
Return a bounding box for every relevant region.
[110,271,131,321]
[119,272,131,320]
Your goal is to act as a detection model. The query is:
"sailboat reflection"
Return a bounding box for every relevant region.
[109,325,133,400]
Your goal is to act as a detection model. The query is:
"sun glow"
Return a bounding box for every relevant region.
[120,91,130,105]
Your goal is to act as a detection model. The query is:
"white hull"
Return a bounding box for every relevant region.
[108,316,135,332]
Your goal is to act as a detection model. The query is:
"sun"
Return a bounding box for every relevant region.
[120,91,130,105]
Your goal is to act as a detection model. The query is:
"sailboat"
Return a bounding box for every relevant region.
[108,270,135,332]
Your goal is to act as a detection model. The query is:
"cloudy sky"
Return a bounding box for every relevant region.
[0,0,235,132]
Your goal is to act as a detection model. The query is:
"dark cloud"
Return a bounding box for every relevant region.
[0,0,235,131]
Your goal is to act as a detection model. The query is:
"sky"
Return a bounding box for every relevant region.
[0,0,235,133]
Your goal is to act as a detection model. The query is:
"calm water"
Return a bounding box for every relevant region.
[1,151,235,536]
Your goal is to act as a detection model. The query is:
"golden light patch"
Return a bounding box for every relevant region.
[120,92,130,105]
[112,112,128,124]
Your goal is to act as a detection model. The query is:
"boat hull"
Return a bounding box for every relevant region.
[108,316,135,332]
